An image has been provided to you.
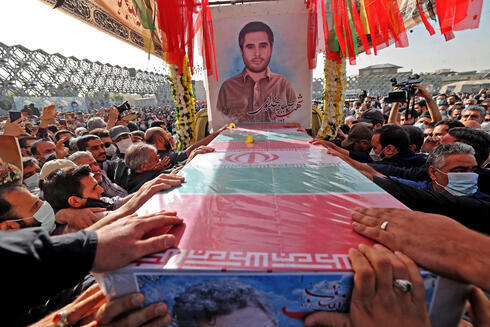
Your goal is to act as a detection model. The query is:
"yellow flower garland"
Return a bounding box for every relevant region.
[169,56,197,150]
[317,54,346,139]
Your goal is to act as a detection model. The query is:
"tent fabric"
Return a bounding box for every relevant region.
[43,0,482,71]
[39,0,165,59]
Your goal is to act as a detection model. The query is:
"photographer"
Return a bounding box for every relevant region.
[388,84,441,126]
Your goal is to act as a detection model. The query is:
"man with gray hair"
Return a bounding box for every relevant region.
[68,151,128,198]
[395,143,488,198]
[461,105,486,124]
[123,143,166,193]
[86,117,107,132]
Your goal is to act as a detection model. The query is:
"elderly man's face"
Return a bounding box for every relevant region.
[430,154,477,193]
[75,156,102,183]
[241,31,272,73]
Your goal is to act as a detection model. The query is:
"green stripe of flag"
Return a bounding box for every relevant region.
[169,165,383,194]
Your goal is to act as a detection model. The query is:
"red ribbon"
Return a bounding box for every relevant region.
[415,0,435,35]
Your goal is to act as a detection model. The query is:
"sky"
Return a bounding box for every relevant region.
[1,0,489,78]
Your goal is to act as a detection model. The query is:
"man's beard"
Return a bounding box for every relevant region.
[245,57,271,73]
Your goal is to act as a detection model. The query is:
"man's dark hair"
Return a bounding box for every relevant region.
[238,21,274,49]
[54,129,74,142]
[42,165,92,211]
[71,101,78,106]
[30,139,52,156]
[416,100,427,108]
[426,122,436,129]
[402,125,424,152]
[447,127,490,167]
[18,136,37,149]
[77,135,100,151]
[374,124,410,152]
[150,120,167,129]
[90,128,110,139]
[435,119,464,129]
[127,122,139,132]
[173,279,277,327]
[0,184,27,222]
[22,157,39,169]
[47,125,58,134]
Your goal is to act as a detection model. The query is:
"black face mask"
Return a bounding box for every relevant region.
[83,197,113,210]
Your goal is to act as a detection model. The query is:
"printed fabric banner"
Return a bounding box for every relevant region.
[13,96,89,113]
[205,0,312,132]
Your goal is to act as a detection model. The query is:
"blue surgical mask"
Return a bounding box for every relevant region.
[435,169,479,196]
[33,201,56,232]
[436,100,444,105]
[414,123,426,131]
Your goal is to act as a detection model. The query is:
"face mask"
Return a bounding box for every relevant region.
[435,169,479,196]
[116,138,133,154]
[23,173,39,191]
[371,101,376,106]
[105,144,117,157]
[436,100,444,105]
[33,201,56,232]
[465,104,470,108]
[44,152,55,161]
[369,148,384,162]
[83,197,113,210]
[414,123,426,130]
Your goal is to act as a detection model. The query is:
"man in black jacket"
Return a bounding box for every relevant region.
[0,211,182,326]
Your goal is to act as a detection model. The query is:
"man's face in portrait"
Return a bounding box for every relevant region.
[240,31,272,73]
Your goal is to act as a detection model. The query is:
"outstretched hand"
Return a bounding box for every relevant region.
[350,208,490,291]
[305,245,430,327]
[92,210,183,273]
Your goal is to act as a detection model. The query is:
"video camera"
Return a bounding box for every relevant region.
[383,74,422,104]
[116,101,131,114]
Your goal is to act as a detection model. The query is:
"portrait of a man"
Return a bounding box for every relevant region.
[172,279,277,327]
[71,101,79,113]
[216,21,298,123]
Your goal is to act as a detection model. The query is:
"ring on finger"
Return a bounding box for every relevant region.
[393,279,412,293]
[380,221,389,231]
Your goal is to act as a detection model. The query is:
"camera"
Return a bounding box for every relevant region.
[116,101,131,114]
[383,74,422,104]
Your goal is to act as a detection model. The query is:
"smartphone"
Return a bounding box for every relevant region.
[9,111,22,122]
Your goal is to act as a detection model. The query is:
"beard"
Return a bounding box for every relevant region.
[244,56,271,73]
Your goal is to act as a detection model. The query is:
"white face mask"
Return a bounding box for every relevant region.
[33,201,56,232]
[23,173,39,191]
[116,138,133,154]
[105,144,117,157]
[369,148,384,162]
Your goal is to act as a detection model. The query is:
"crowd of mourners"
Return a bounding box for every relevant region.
[0,85,489,327]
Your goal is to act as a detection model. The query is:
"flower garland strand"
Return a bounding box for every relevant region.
[169,56,196,150]
[317,54,346,139]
